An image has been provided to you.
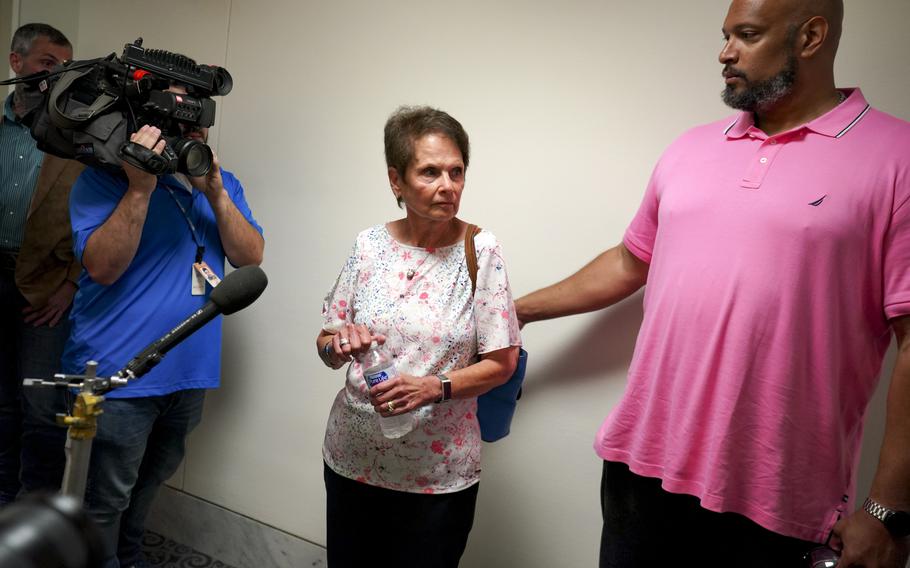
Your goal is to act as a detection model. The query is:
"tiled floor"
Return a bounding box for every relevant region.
[142,530,237,568]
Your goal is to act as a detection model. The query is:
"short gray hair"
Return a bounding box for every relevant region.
[384,106,469,206]
[11,23,71,56]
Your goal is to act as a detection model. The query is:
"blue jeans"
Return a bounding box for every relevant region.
[83,389,205,568]
[0,269,70,504]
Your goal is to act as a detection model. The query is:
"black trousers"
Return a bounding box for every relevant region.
[0,266,69,503]
[324,462,478,568]
[600,461,822,568]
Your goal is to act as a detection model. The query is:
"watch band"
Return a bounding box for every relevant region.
[436,374,452,403]
[863,497,910,538]
[864,498,890,522]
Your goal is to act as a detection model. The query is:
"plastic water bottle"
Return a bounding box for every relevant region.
[361,341,415,438]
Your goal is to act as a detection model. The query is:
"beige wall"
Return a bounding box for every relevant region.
[36,1,910,566]
[1,0,12,72]
[6,0,78,92]
[17,0,79,47]
[2,0,13,88]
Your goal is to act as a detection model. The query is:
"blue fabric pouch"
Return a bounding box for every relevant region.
[477,348,527,442]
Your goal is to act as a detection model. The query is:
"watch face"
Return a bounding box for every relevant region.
[886,511,910,538]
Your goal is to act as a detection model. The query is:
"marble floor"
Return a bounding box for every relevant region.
[142,530,237,568]
[147,486,327,567]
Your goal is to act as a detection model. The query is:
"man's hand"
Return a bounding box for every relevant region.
[187,149,264,267]
[21,280,77,327]
[122,125,165,195]
[831,509,910,568]
[189,151,226,203]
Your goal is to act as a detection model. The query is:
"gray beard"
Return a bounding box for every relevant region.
[722,55,798,112]
[12,83,27,118]
[12,81,46,120]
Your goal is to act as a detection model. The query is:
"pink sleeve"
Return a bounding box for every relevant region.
[623,162,662,264]
[883,190,910,319]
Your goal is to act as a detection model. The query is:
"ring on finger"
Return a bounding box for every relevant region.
[387,401,395,413]
[339,338,350,346]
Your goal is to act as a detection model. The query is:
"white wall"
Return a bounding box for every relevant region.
[46,1,910,566]
[16,0,78,48]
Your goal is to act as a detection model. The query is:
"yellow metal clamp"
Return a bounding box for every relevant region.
[56,393,105,440]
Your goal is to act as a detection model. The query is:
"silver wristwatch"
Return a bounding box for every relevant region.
[435,374,452,403]
[863,497,910,538]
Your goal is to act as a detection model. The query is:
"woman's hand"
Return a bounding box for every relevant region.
[317,324,385,369]
[370,374,441,417]
[368,345,520,413]
[334,323,385,359]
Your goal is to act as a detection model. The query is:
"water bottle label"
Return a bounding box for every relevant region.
[365,370,390,387]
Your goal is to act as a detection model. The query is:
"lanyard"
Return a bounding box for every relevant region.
[165,186,204,263]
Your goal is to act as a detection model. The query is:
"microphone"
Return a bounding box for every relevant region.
[115,265,268,380]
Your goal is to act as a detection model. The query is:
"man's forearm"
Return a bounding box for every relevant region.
[869,336,910,510]
[208,189,264,266]
[515,243,648,324]
[82,187,152,285]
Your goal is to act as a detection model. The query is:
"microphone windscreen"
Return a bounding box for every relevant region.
[210,265,268,315]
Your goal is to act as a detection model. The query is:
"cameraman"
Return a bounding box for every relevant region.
[62,84,264,567]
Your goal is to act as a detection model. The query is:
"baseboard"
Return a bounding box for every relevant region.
[147,485,326,567]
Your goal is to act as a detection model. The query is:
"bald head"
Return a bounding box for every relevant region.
[731,0,843,56]
[789,0,843,55]
[720,0,843,113]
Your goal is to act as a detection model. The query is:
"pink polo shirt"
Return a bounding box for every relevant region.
[596,89,910,542]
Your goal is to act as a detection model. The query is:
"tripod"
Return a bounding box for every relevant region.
[23,360,129,502]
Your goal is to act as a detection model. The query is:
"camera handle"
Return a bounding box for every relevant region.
[23,361,129,502]
[119,140,175,176]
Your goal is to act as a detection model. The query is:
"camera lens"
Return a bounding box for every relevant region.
[172,138,213,176]
[184,144,207,173]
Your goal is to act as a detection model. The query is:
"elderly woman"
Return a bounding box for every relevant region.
[316,106,521,567]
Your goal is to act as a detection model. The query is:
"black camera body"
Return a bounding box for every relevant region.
[22,38,232,176]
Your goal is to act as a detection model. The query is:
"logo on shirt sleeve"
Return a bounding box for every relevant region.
[808,195,828,207]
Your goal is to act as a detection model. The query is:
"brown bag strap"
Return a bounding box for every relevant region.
[464,224,482,294]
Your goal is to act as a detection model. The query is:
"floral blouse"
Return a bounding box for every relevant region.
[321,224,521,493]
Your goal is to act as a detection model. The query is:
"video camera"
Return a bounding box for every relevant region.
[10,38,232,176]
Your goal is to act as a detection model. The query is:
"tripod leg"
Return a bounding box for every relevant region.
[60,434,93,501]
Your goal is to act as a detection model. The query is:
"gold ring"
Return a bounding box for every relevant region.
[387,401,395,413]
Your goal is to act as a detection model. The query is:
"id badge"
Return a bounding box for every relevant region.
[191,265,206,295]
[193,261,222,288]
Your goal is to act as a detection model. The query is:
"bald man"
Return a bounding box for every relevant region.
[516,1,910,566]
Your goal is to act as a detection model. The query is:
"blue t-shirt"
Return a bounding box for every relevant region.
[62,167,263,398]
